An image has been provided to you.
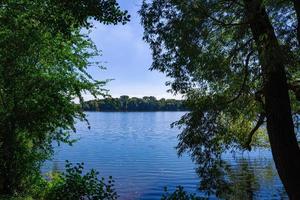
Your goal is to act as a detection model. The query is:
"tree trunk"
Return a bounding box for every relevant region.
[0,121,17,195]
[243,0,300,199]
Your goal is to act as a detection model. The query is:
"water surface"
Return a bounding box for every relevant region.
[44,112,287,199]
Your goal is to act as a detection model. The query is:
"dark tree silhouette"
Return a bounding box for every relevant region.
[140,1,300,198]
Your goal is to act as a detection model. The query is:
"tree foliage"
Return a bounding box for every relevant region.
[161,186,204,200]
[0,0,129,195]
[140,0,300,197]
[83,95,187,111]
[46,162,117,200]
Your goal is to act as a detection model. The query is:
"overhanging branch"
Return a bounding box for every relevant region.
[288,81,300,101]
[292,0,300,45]
[244,113,265,151]
[226,50,254,104]
[196,2,247,27]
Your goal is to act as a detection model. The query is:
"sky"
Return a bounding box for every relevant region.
[85,0,178,100]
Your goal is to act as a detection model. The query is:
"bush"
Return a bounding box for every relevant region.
[45,161,117,200]
[161,186,205,200]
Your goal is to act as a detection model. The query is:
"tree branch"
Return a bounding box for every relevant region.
[254,89,265,109]
[226,50,254,104]
[292,0,300,45]
[0,89,7,109]
[196,2,247,27]
[244,113,265,151]
[288,81,300,101]
[229,38,254,61]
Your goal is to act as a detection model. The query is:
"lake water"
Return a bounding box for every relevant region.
[44,112,287,199]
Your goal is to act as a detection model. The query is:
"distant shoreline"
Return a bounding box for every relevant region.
[84,110,189,112]
[82,95,188,112]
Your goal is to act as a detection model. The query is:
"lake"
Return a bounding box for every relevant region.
[44,112,287,200]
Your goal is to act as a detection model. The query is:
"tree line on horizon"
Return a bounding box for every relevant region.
[82,95,188,111]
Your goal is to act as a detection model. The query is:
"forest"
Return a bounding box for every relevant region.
[82,96,187,111]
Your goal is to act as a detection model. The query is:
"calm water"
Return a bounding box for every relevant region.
[44,112,287,200]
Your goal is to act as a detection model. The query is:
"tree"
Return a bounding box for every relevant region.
[0,0,129,195]
[82,96,187,111]
[120,95,129,111]
[140,0,300,198]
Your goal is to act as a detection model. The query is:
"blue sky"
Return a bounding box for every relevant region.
[86,0,179,100]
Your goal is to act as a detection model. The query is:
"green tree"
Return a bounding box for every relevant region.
[120,95,129,110]
[83,96,187,111]
[0,0,129,196]
[140,0,300,198]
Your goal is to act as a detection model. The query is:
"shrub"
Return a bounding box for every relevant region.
[45,161,117,200]
[161,186,205,200]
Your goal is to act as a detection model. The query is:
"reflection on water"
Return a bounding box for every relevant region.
[43,112,287,199]
[223,158,287,199]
